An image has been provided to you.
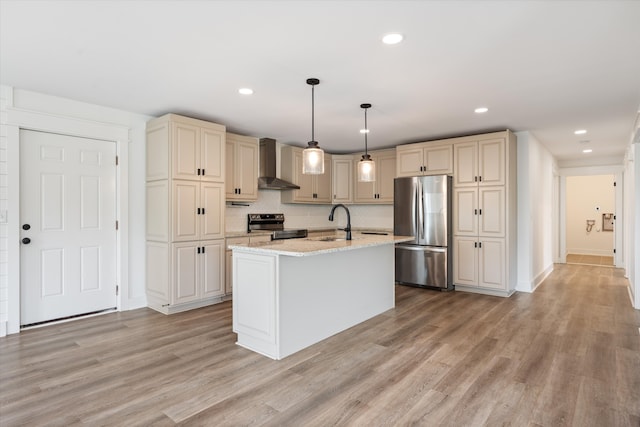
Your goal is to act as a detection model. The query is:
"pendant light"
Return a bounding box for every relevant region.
[357,103,376,182]
[302,78,325,174]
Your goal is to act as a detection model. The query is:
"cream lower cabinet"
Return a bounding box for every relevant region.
[453,237,505,290]
[174,240,225,304]
[146,239,226,313]
[353,149,396,204]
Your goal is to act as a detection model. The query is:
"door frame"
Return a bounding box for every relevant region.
[6,107,129,334]
[557,165,624,268]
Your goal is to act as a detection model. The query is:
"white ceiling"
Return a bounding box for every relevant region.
[2,0,640,165]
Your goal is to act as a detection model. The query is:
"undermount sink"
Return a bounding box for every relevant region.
[309,236,345,242]
[308,236,359,242]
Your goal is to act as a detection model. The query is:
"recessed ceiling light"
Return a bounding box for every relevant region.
[474,107,489,114]
[583,149,593,153]
[382,33,403,45]
[574,129,587,135]
[238,88,253,95]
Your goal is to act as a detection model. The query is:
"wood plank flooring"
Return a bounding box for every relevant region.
[1,263,639,426]
[566,253,614,266]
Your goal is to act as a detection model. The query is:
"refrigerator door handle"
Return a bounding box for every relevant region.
[418,179,426,242]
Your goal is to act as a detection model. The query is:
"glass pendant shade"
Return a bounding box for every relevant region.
[358,154,376,182]
[302,142,325,174]
[357,103,375,182]
[302,78,324,175]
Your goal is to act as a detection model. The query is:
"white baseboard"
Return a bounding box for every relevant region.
[516,263,554,293]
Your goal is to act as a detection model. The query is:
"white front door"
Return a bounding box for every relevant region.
[20,130,117,325]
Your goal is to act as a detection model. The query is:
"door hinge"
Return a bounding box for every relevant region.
[116,285,119,296]
[116,155,119,166]
[116,220,119,230]
[613,181,616,187]
[613,249,616,254]
[614,215,616,220]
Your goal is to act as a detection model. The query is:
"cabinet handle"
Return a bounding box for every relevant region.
[197,207,201,215]
[474,242,477,248]
[479,176,482,182]
[474,176,478,182]
[202,246,205,253]
[202,169,205,175]
[197,247,201,254]
[197,168,201,176]
[238,188,241,194]
[202,208,205,215]
[479,242,482,249]
[479,209,482,215]
[474,209,478,215]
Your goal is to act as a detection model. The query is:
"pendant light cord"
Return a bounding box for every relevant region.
[364,106,368,156]
[311,84,315,142]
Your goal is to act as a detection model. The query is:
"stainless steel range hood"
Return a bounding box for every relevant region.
[258,138,300,190]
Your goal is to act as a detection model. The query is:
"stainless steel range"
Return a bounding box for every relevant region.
[247,213,308,240]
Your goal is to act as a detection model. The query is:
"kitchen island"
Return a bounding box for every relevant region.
[229,232,413,360]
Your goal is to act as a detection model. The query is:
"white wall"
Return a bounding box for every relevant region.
[0,86,149,335]
[565,175,615,256]
[516,131,556,293]
[624,123,640,309]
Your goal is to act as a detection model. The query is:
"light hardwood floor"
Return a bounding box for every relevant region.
[566,253,614,267]
[1,264,639,426]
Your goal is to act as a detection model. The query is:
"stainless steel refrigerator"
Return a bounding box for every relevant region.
[394,175,453,290]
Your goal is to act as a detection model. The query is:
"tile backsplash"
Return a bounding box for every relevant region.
[225,190,393,232]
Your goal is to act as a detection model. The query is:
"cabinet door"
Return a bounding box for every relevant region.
[173,242,199,304]
[172,122,200,180]
[396,147,424,177]
[376,151,396,203]
[425,145,453,174]
[453,142,478,187]
[172,181,199,242]
[453,237,478,286]
[314,155,332,202]
[332,156,353,203]
[353,169,375,202]
[200,128,225,182]
[225,140,237,198]
[201,240,225,298]
[225,250,232,295]
[479,238,505,290]
[478,138,505,186]
[453,188,477,236]
[479,187,505,237]
[236,141,259,200]
[292,149,315,202]
[200,183,225,240]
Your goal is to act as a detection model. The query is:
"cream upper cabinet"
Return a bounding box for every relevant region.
[145,113,225,182]
[226,133,259,201]
[332,155,354,203]
[281,146,332,204]
[454,138,505,187]
[396,142,452,177]
[353,149,396,204]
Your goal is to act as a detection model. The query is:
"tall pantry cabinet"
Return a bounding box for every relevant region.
[451,131,517,296]
[145,114,226,314]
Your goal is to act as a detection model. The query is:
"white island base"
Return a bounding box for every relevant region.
[232,242,396,360]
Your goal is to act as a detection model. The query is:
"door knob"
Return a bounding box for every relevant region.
[22,237,31,244]
[22,224,31,230]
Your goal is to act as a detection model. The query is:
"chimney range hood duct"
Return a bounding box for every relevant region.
[258,138,300,190]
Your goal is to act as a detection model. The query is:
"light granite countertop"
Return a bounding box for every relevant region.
[228,232,414,257]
